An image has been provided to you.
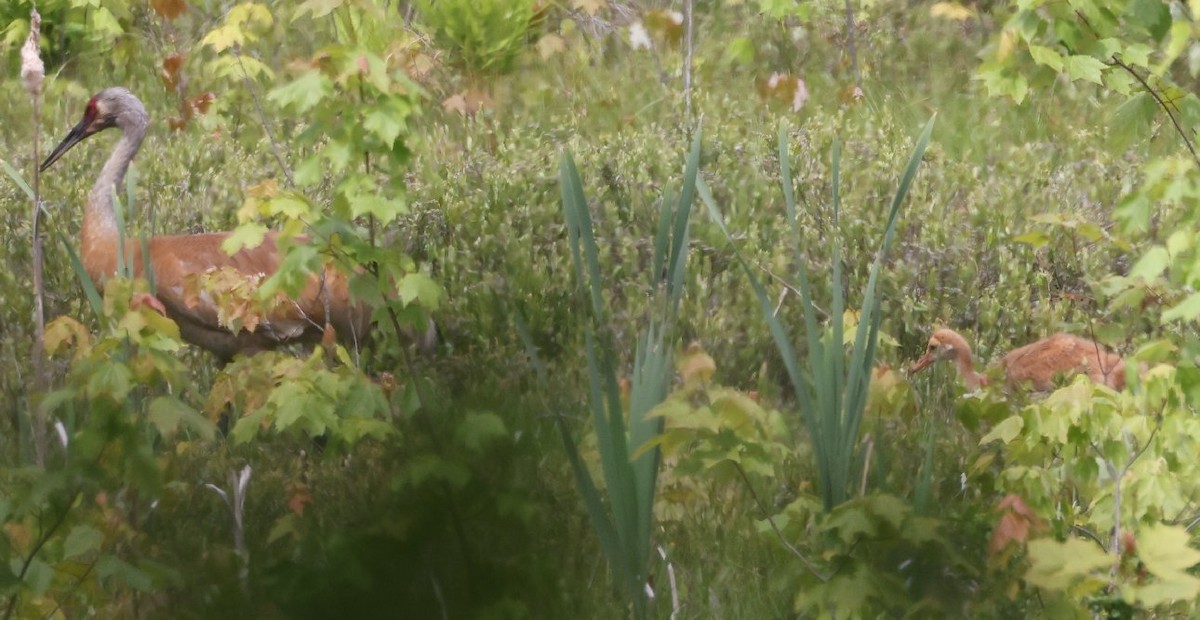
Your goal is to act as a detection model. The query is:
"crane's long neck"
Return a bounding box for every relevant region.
[954,349,986,390]
[83,122,146,284]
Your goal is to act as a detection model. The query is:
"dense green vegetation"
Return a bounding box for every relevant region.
[1,0,1200,616]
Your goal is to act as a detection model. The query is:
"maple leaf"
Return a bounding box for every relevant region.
[287,483,313,516]
[644,9,684,46]
[320,322,337,358]
[130,292,167,317]
[930,2,974,21]
[189,92,216,114]
[757,73,809,112]
[989,494,1045,555]
[150,0,188,21]
[160,53,186,92]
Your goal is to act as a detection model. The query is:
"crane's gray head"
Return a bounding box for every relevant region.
[40,87,148,172]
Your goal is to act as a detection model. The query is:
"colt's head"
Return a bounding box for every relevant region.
[910,328,971,375]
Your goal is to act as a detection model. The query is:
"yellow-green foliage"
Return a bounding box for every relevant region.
[415,0,536,76]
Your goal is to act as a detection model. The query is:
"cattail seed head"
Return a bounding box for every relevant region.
[20,9,44,98]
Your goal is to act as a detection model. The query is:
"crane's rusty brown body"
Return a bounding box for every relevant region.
[42,87,370,362]
[910,328,1128,392]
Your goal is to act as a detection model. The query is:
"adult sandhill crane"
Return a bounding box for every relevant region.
[909,328,1128,392]
[41,87,370,363]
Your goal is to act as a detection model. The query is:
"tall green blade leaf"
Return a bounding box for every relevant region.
[668,130,702,310]
[1,159,34,200]
[697,176,815,425]
[776,124,824,433]
[512,304,547,386]
[554,412,624,574]
[651,188,674,292]
[829,138,845,432]
[557,139,698,616]
[841,116,936,465]
[60,234,103,318]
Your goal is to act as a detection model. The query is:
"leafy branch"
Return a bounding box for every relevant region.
[2,493,79,620]
[1107,54,1200,168]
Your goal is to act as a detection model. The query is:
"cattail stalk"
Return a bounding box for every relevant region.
[21,8,48,467]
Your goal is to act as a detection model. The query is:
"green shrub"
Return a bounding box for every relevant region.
[416,0,536,76]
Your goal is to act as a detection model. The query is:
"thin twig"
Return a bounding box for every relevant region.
[842,0,861,88]
[1075,6,1200,168]
[657,545,680,619]
[859,433,874,496]
[683,0,694,129]
[3,493,79,620]
[429,571,449,620]
[733,462,829,582]
[234,49,295,187]
[1089,421,1161,555]
[1072,524,1105,548]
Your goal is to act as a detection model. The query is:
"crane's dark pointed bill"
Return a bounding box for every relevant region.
[40,118,92,172]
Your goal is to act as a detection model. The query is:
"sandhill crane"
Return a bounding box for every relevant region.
[909,328,1128,392]
[41,87,370,363]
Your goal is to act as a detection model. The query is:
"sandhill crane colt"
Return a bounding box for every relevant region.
[41,87,370,363]
[909,328,1128,392]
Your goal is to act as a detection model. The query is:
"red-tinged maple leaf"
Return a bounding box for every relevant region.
[995,493,1040,520]
[150,0,188,21]
[757,73,809,112]
[189,92,216,114]
[1122,531,1137,556]
[989,512,1030,555]
[160,53,186,92]
[131,292,168,317]
[321,322,337,356]
[989,494,1045,556]
[287,484,313,516]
